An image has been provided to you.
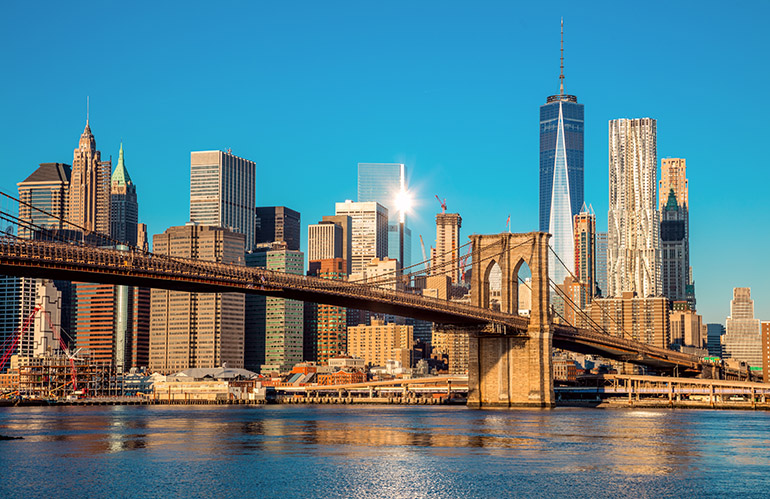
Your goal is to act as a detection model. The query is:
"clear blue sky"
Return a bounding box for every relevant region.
[1,1,768,325]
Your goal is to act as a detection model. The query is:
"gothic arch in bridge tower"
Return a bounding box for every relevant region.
[468,232,554,408]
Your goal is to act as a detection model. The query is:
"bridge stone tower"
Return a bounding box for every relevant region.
[468,232,554,408]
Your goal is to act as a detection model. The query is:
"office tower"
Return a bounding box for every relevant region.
[539,22,583,285]
[660,189,688,302]
[669,303,703,349]
[722,288,762,367]
[335,200,388,275]
[573,203,595,306]
[659,158,693,307]
[706,323,725,358]
[348,319,413,367]
[150,225,245,374]
[244,250,267,371]
[190,150,256,251]
[322,215,352,274]
[11,163,74,359]
[261,246,304,374]
[69,120,111,234]
[595,232,608,297]
[608,118,660,298]
[762,322,770,382]
[137,223,148,252]
[433,213,462,283]
[255,206,300,251]
[587,293,669,349]
[73,283,149,369]
[358,162,411,269]
[659,158,688,211]
[308,221,343,262]
[17,163,71,239]
[314,259,347,363]
[110,143,139,246]
[431,328,469,374]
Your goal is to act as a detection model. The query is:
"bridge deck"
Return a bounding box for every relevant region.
[0,238,703,371]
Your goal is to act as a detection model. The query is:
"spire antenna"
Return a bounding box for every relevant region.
[559,18,565,95]
[86,96,90,125]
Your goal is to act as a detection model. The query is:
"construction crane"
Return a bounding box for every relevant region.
[459,245,472,282]
[419,234,430,273]
[435,194,447,214]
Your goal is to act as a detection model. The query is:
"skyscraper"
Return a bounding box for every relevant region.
[69,120,111,234]
[660,158,693,307]
[358,163,411,268]
[433,213,462,284]
[261,246,304,374]
[314,258,347,363]
[149,225,245,374]
[660,189,688,302]
[10,163,74,359]
[539,22,584,285]
[110,143,139,246]
[595,232,608,297]
[723,287,762,368]
[307,221,343,262]
[321,215,352,274]
[607,118,660,298]
[334,201,388,275]
[17,163,71,239]
[255,206,301,251]
[573,203,595,305]
[190,150,256,251]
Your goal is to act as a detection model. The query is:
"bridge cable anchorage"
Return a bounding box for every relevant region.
[546,244,636,341]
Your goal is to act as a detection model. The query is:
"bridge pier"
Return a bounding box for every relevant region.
[467,232,554,408]
[467,328,554,408]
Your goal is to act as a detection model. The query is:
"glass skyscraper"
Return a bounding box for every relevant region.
[357,163,411,269]
[539,28,584,286]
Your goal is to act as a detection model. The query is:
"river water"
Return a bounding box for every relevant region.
[1,405,769,498]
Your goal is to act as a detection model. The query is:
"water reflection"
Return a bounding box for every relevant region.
[2,406,770,497]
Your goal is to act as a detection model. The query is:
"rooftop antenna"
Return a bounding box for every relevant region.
[559,18,565,95]
[86,96,90,125]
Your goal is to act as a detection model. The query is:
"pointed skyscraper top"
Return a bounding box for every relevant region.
[665,188,679,211]
[559,18,565,95]
[111,142,132,185]
[579,201,588,214]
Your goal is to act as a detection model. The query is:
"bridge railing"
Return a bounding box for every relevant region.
[0,238,530,329]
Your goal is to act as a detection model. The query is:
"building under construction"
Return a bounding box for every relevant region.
[5,353,125,400]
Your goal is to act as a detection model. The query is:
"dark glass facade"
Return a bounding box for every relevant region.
[539,95,584,232]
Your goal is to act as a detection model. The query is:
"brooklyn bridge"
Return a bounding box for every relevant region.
[0,190,717,407]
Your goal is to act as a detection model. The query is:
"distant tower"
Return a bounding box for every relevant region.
[69,119,111,233]
[358,163,411,269]
[190,150,256,251]
[540,20,584,285]
[660,158,693,308]
[256,206,301,251]
[607,118,660,298]
[573,203,595,305]
[660,189,688,303]
[335,201,388,275]
[723,288,762,367]
[433,213,462,284]
[110,143,139,246]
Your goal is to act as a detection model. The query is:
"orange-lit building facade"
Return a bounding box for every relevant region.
[315,258,347,362]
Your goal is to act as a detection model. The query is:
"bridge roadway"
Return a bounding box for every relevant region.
[0,238,702,372]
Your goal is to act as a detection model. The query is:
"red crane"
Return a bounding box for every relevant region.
[435,195,447,214]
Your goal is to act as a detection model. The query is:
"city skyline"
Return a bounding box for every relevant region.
[1,2,768,324]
